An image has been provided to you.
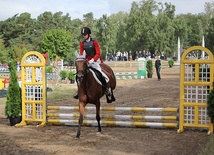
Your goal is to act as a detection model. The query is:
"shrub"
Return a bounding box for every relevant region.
[5,60,22,119]
[207,82,214,123]
[46,66,53,73]
[168,59,174,68]
[59,70,67,80]
[67,71,75,81]
[146,60,153,75]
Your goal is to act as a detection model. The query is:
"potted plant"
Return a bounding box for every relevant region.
[46,66,53,73]
[59,70,67,80]
[168,59,174,68]
[146,60,153,78]
[67,71,75,84]
[5,59,22,126]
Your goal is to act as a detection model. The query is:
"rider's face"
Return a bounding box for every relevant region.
[83,34,89,39]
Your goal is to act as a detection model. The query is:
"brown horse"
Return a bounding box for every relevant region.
[75,52,116,138]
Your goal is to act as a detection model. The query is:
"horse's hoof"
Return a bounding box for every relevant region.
[76,135,80,139]
[96,132,101,135]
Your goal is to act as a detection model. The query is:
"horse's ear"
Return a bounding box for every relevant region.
[82,50,86,58]
[74,51,79,58]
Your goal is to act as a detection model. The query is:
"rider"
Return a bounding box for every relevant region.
[73,27,111,99]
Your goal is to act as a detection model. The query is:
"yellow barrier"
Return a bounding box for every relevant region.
[178,46,213,135]
[15,51,47,127]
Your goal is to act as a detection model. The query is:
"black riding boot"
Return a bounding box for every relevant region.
[102,77,111,96]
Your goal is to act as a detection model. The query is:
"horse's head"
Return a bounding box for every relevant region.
[75,51,88,84]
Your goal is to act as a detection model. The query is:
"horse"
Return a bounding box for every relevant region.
[74,51,116,138]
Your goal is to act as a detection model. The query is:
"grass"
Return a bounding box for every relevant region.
[200,134,214,155]
[0,97,6,104]
[0,84,77,105]
[47,85,76,101]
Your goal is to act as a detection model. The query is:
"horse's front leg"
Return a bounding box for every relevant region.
[76,102,85,138]
[95,102,101,132]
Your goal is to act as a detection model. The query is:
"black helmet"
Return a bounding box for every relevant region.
[81,27,91,35]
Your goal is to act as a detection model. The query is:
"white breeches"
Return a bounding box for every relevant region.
[88,58,109,83]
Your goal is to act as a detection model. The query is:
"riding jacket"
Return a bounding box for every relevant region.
[80,37,101,63]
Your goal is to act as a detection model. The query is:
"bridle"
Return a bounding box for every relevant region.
[75,58,89,85]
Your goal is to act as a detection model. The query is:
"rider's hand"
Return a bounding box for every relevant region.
[88,58,94,64]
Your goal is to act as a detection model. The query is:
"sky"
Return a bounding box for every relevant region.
[0,0,213,21]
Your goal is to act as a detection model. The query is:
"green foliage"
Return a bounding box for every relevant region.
[146,60,153,75]
[41,29,73,61]
[67,71,75,81]
[206,18,214,55]
[5,59,22,118]
[59,70,67,80]
[168,59,174,67]
[0,36,8,63]
[46,66,53,73]
[0,1,213,62]
[207,82,214,123]
[65,52,75,66]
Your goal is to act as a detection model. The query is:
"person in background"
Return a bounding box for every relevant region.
[155,56,161,81]
[73,27,111,99]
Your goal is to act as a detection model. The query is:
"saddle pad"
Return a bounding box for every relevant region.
[89,68,102,86]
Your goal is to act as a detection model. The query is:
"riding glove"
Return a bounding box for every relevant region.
[88,58,94,64]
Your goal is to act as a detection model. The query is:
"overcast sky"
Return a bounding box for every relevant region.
[0,0,212,21]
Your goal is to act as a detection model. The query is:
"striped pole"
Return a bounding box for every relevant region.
[48,119,178,128]
[48,113,178,121]
[48,106,178,112]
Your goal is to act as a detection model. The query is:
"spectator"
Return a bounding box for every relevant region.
[155,56,162,81]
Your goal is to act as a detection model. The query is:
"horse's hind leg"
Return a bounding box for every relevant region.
[95,102,101,132]
[76,103,85,138]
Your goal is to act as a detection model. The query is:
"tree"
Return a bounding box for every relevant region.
[125,0,158,51]
[5,57,22,124]
[206,18,214,54]
[82,12,95,28]
[0,35,8,63]
[109,11,128,52]
[153,2,176,57]
[41,29,73,61]
[69,18,82,51]
[173,16,188,49]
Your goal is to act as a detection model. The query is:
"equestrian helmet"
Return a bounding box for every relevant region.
[81,27,91,35]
